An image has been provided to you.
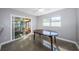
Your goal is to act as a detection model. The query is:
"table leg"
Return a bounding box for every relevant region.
[54,36,56,44]
[49,36,53,51]
[54,36,58,50]
[33,32,35,40]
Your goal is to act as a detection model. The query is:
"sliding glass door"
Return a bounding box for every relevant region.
[12,16,31,40]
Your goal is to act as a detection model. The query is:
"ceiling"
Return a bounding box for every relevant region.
[13,8,64,16]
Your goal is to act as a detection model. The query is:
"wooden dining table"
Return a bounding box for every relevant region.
[33,29,58,51]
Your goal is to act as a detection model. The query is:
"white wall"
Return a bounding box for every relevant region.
[0,8,37,44]
[36,8,77,42]
[0,8,78,45]
[76,9,79,45]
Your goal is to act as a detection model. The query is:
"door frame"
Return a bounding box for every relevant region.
[10,14,32,40]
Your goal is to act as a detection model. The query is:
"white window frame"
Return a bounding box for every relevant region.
[43,16,61,27]
[43,18,50,27]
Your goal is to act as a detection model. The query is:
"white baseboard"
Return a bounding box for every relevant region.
[57,37,79,49]
[74,42,79,49]
[56,37,76,44]
[0,33,33,50]
[43,37,79,50]
[0,37,22,50]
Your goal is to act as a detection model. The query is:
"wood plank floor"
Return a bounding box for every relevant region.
[1,35,78,51]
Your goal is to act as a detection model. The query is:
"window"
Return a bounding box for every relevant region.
[43,19,50,26]
[51,17,61,27]
[43,17,61,27]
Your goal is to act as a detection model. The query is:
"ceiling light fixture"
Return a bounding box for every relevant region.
[38,8,45,12]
